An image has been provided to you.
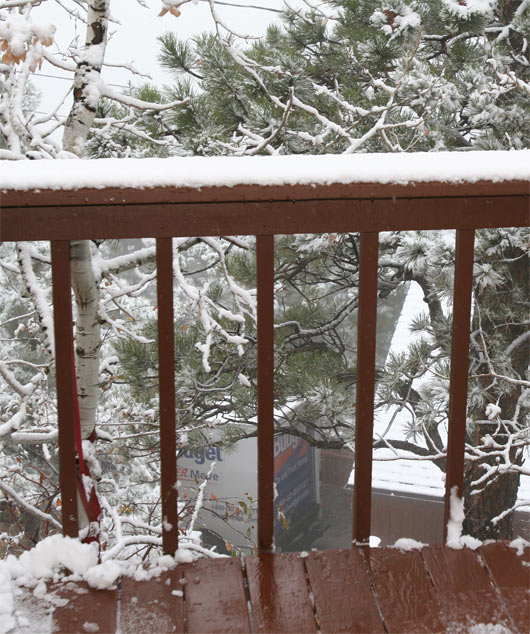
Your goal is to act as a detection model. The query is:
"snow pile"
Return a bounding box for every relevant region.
[0,561,15,634]
[509,537,530,556]
[446,487,482,550]
[82,560,121,591]
[4,535,98,582]
[1,150,529,192]
[0,532,216,632]
[393,537,426,551]
[2,533,209,589]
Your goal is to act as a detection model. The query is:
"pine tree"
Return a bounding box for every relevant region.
[154,0,529,154]
[5,1,523,543]
[145,0,529,540]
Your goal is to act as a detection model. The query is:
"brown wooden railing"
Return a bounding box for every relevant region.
[2,175,528,554]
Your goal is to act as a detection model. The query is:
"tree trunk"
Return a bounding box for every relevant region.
[63,0,109,156]
[61,0,110,531]
[463,236,528,539]
[70,240,101,440]
[62,0,109,439]
[463,429,521,540]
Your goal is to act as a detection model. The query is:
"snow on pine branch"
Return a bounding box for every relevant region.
[489,58,530,96]
[441,0,497,20]
[98,81,189,111]
[173,239,252,373]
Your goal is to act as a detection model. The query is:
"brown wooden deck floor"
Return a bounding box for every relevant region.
[49,542,528,634]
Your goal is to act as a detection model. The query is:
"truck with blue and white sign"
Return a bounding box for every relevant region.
[177,434,320,552]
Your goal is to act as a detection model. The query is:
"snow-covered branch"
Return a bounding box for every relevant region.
[0,480,62,530]
[16,244,55,359]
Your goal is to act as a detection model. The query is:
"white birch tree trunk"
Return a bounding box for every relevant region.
[63,0,109,157]
[70,240,101,440]
[61,0,110,531]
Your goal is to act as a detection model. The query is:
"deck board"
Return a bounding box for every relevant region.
[305,548,385,633]
[364,548,446,633]
[183,556,251,634]
[246,552,316,633]
[422,545,514,632]
[51,581,117,634]
[46,543,528,633]
[119,569,185,634]
[479,542,530,633]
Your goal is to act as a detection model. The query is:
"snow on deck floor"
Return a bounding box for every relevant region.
[3,541,530,634]
[1,150,530,191]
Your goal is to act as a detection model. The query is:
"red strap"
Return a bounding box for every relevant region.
[72,353,102,543]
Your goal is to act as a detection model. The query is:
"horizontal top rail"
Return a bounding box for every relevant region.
[1,152,529,242]
[1,178,529,208]
[1,189,528,242]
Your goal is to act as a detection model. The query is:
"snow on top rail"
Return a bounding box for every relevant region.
[1,150,529,192]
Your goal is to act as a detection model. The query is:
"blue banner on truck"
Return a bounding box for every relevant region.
[178,433,319,551]
[274,435,317,536]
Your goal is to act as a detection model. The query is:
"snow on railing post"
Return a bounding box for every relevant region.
[156,237,178,555]
[443,229,475,541]
[353,232,379,545]
[256,235,275,553]
[446,486,465,548]
[50,240,79,537]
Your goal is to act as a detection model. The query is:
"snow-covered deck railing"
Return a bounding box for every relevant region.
[1,151,529,555]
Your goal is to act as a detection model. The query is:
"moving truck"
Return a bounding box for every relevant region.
[178,434,320,552]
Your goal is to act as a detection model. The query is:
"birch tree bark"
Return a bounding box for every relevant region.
[62,0,108,437]
[63,0,109,157]
[61,0,110,531]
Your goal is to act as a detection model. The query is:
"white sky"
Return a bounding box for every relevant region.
[30,0,301,118]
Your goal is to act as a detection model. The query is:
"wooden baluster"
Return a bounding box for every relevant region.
[256,235,275,553]
[50,240,79,537]
[444,229,475,539]
[157,238,178,554]
[353,232,379,545]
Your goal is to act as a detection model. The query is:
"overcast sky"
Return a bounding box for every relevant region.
[31,0,301,118]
